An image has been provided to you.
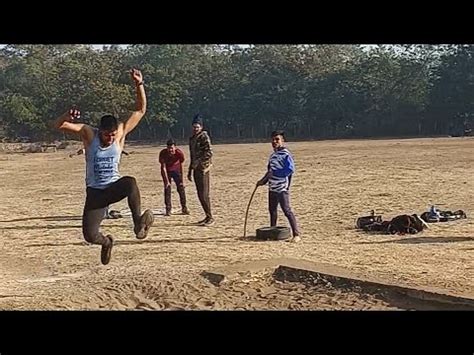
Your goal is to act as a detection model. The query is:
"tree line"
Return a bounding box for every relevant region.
[0,44,472,142]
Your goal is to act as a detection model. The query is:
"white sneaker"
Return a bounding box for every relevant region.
[287,236,301,243]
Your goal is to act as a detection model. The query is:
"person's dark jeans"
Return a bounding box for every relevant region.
[165,170,187,212]
[83,176,141,245]
[269,190,299,236]
[193,169,212,219]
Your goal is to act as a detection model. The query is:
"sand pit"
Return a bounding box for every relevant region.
[203,258,474,310]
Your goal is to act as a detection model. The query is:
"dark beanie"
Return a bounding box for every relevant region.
[192,113,203,126]
[166,138,176,146]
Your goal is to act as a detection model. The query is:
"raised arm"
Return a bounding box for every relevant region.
[122,68,147,137]
[53,107,94,147]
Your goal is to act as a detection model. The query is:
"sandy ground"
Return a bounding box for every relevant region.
[0,137,473,310]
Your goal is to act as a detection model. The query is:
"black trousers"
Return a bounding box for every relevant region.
[193,169,212,219]
[82,176,141,245]
[269,190,300,236]
[165,171,187,212]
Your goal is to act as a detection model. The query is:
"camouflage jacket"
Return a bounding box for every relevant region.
[189,130,213,171]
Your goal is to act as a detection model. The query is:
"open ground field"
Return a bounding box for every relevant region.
[0,137,472,310]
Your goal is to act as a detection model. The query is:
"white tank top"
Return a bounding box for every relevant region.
[85,129,121,189]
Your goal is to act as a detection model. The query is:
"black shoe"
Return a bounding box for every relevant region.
[196,217,208,225]
[135,209,154,239]
[182,207,190,215]
[202,217,215,226]
[165,210,171,216]
[101,235,114,265]
[109,210,122,219]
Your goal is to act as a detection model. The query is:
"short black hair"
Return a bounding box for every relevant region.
[271,130,286,140]
[166,138,176,146]
[99,115,119,131]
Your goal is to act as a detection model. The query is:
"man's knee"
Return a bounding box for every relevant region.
[269,204,278,214]
[120,176,138,194]
[282,207,294,217]
[83,228,102,244]
[121,176,137,186]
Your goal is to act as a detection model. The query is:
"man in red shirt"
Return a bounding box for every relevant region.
[159,138,189,216]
